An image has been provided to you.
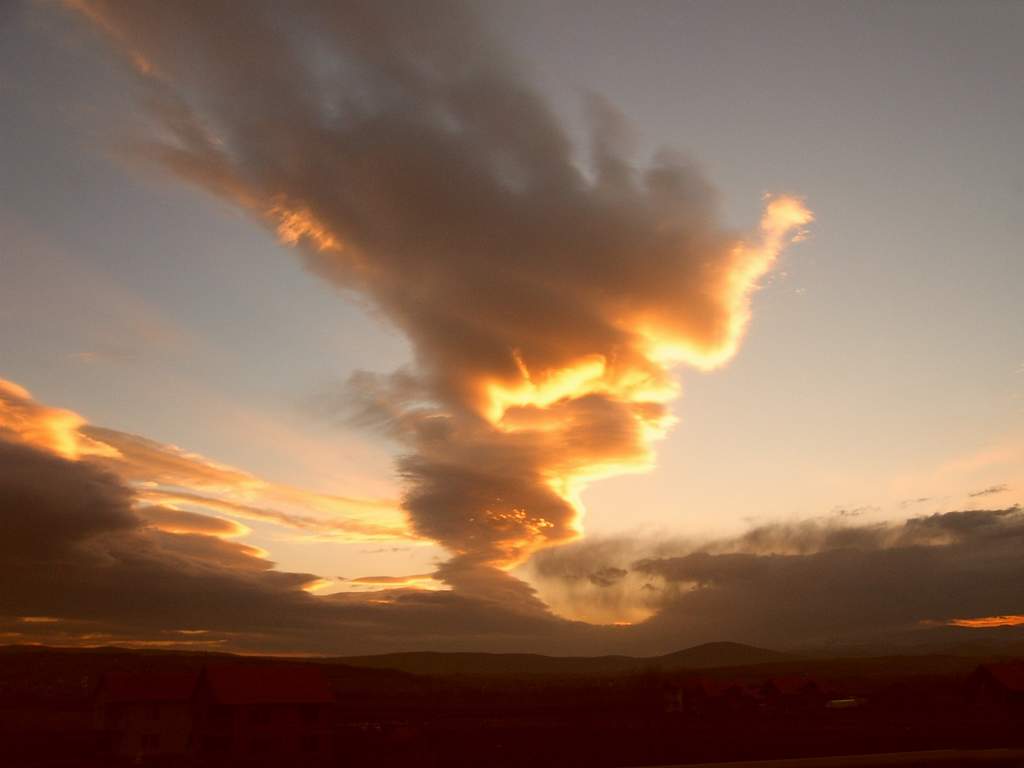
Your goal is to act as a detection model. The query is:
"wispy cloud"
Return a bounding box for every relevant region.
[945,614,1024,629]
[968,483,1009,498]
[0,378,411,542]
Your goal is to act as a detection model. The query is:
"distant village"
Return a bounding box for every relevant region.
[0,647,1022,766]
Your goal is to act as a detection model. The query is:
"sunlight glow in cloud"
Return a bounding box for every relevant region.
[270,200,344,254]
[946,615,1024,629]
[0,379,120,461]
[474,197,811,561]
[68,0,811,602]
[0,379,412,548]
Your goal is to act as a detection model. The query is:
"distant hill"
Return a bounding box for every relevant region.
[797,623,1024,660]
[326,651,635,677]
[332,641,793,677]
[9,634,1019,681]
[656,641,793,669]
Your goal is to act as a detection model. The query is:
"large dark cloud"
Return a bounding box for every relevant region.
[0,438,136,558]
[528,509,1024,652]
[0,438,317,634]
[67,0,809,593]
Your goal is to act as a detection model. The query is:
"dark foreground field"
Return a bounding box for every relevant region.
[1,644,1022,767]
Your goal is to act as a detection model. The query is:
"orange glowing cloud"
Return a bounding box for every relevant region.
[635,196,814,371]
[269,199,344,253]
[0,380,120,460]
[137,505,250,538]
[347,573,443,591]
[0,379,414,547]
[459,196,812,566]
[947,615,1024,629]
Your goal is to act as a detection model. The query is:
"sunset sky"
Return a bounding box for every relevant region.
[1,0,1022,654]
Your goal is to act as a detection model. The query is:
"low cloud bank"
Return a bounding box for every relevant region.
[528,509,1024,650]
[3,408,1020,654]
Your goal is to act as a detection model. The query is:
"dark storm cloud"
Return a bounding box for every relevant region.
[68,0,809,592]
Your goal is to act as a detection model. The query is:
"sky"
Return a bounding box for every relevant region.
[0,0,1022,654]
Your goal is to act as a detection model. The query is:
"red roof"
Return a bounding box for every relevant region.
[98,671,199,703]
[201,665,335,705]
[979,662,1024,693]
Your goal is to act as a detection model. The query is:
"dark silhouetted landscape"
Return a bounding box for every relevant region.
[2,642,1024,767]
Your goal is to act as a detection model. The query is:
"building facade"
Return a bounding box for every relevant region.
[93,664,336,763]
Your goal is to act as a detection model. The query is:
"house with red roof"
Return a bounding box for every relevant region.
[93,670,200,758]
[759,675,825,712]
[970,661,1024,715]
[93,664,336,762]
[192,664,336,760]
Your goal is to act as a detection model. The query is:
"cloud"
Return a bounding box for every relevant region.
[900,497,932,508]
[0,437,313,632]
[525,535,681,624]
[136,505,248,538]
[0,380,605,653]
[968,483,1009,498]
[2,407,1022,653]
[68,0,810,597]
[0,379,410,543]
[0,436,136,558]
[946,615,1024,629]
[0,379,120,461]
[348,573,438,586]
[136,488,403,541]
[24,3,1017,656]
[528,509,1024,651]
[0,430,607,653]
[589,566,628,588]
